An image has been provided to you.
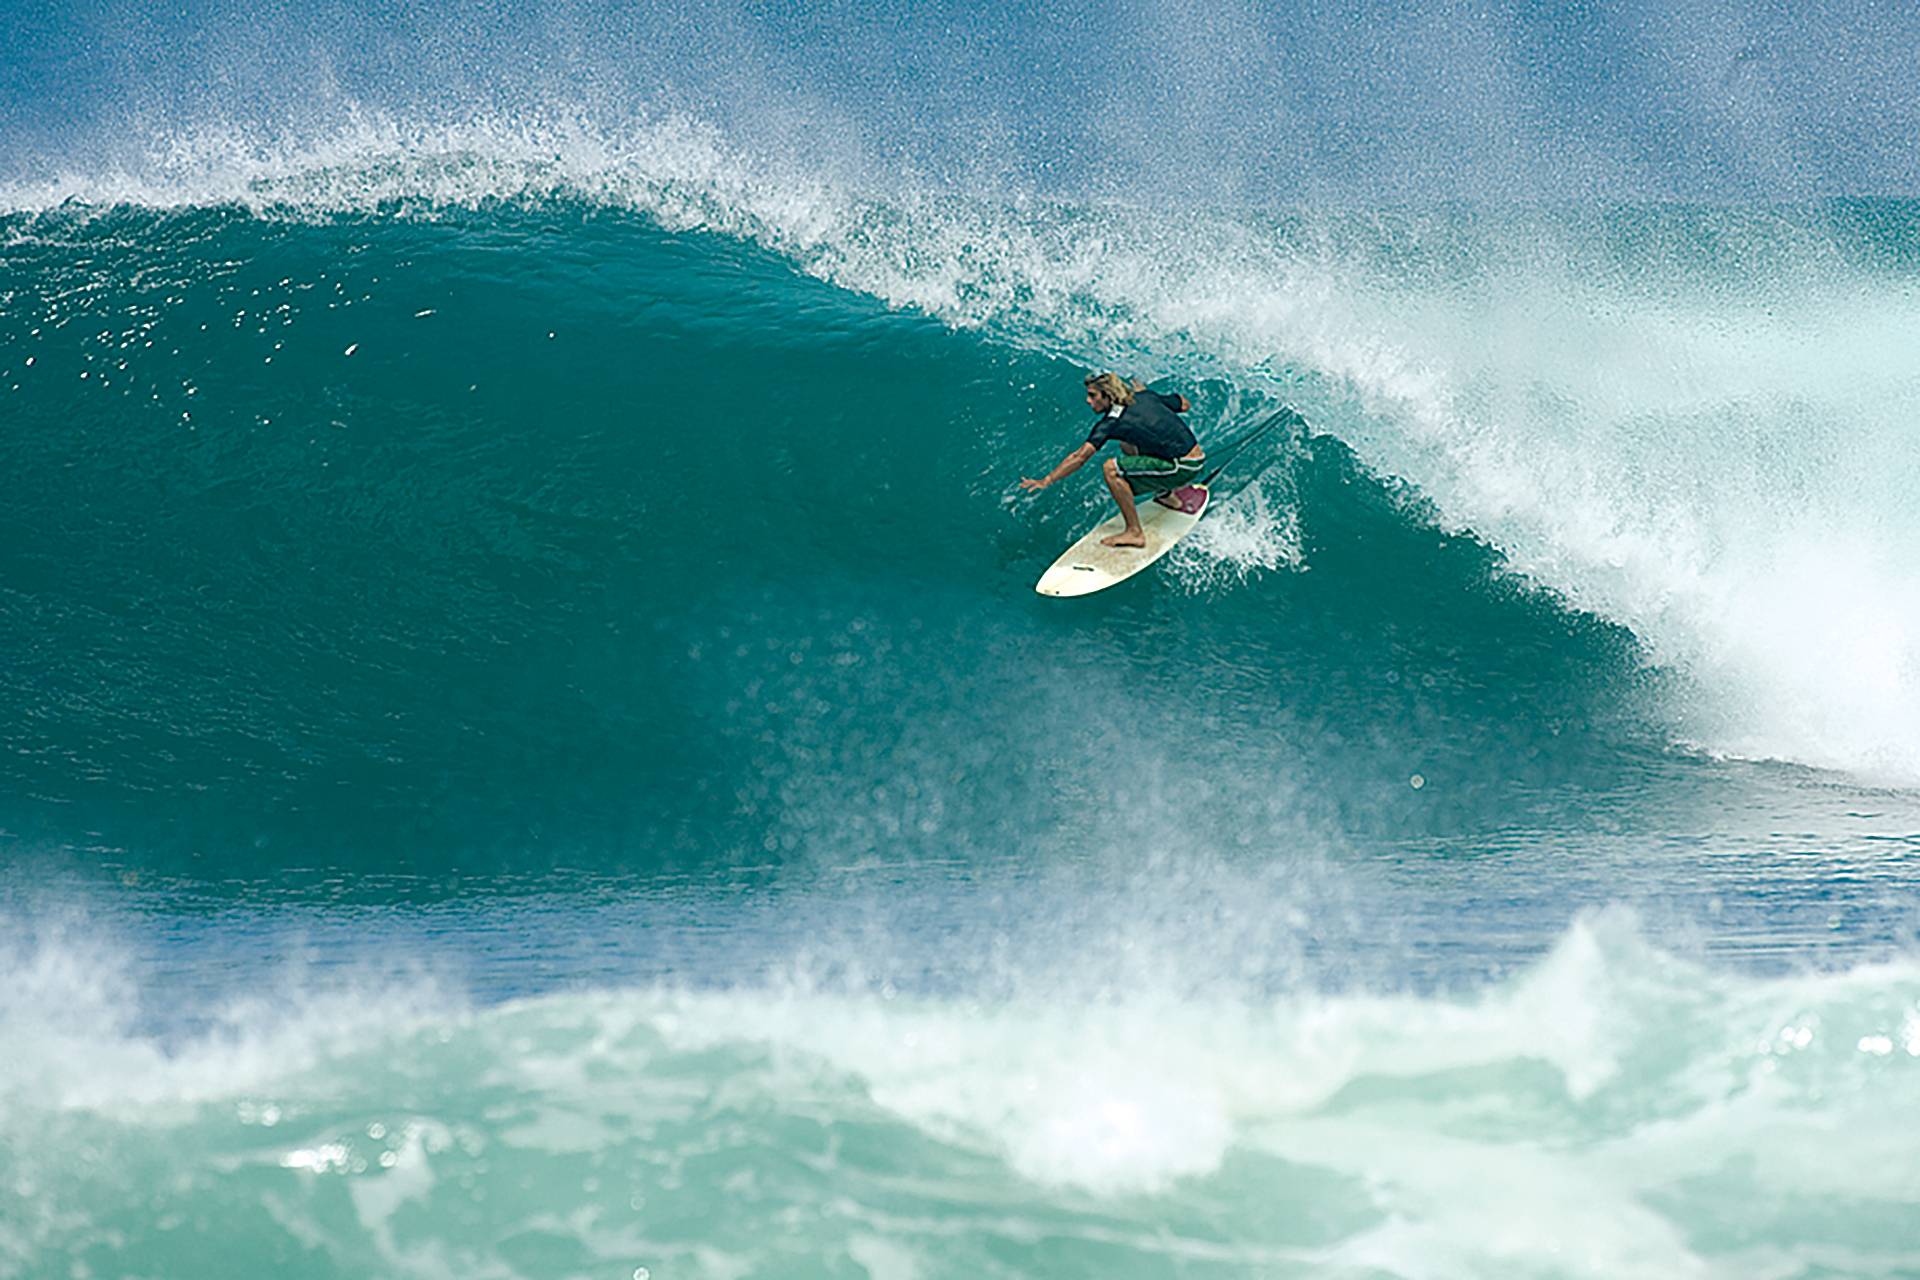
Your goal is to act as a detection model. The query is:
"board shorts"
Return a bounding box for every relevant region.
[1118,452,1203,496]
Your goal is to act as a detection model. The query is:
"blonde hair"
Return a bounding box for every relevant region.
[1084,371,1135,406]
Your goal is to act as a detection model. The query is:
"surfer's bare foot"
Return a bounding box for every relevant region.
[1101,529,1147,548]
[1154,493,1185,509]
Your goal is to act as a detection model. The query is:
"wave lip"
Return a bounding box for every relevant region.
[0,110,828,225]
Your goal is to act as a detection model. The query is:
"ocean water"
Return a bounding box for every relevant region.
[6,6,1920,1277]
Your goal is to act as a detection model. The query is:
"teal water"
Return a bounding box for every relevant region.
[5,162,1920,1276]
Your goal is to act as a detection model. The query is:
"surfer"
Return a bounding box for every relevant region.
[1020,373,1203,548]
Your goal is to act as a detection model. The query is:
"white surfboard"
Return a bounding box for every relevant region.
[1035,485,1210,597]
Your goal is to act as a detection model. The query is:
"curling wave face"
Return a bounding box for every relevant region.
[7,114,1918,784]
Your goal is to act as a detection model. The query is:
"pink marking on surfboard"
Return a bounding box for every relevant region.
[1165,485,1207,516]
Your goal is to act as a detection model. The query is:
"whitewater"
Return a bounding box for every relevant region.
[6,3,1920,1277]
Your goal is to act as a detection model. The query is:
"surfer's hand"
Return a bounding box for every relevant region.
[1019,476,1049,491]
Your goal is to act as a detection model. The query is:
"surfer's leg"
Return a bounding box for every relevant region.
[1100,458,1147,548]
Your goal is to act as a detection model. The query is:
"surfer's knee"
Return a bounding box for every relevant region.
[1101,456,1121,479]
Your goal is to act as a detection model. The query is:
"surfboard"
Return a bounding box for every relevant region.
[1035,485,1210,597]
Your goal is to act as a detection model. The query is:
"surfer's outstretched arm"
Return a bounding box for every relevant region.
[1020,442,1095,491]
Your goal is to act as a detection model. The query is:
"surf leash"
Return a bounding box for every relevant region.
[1202,406,1302,486]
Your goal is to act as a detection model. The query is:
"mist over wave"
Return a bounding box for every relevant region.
[11,0,1920,201]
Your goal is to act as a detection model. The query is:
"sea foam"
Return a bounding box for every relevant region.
[3,910,1918,1277]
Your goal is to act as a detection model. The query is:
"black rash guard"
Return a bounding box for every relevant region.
[1085,390,1196,460]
